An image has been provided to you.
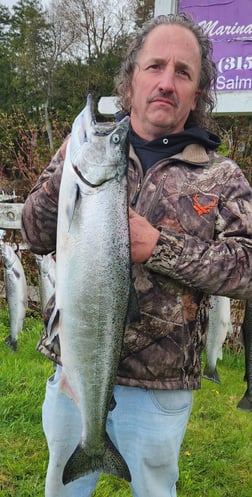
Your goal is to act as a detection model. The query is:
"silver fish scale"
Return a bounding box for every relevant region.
[1,243,28,350]
[52,96,131,486]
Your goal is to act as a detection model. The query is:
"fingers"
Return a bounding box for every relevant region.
[129,208,160,263]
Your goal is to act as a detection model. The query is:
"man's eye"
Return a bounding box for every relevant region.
[146,63,161,70]
[177,69,190,78]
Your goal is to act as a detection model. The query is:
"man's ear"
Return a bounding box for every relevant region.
[192,89,202,111]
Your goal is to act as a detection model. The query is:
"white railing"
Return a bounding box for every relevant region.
[0,203,23,229]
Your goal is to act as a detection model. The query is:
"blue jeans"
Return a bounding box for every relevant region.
[42,365,193,497]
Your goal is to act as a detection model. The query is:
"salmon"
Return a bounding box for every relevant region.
[49,95,131,485]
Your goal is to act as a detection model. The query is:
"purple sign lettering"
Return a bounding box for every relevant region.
[179,0,252,91]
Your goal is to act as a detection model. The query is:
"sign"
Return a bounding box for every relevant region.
[179,0,252,92]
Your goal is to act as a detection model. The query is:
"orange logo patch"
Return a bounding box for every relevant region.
[192,193,218,216]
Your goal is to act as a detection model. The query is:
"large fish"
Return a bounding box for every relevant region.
[49,94,131,485]
[35,253,56,314]
[1,243,28,350]
[203,295,233,383]
[237,298,252,412]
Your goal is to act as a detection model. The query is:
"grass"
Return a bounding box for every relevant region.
[0,300,251,497]
[177,351,252,497]
[0,302,51,496]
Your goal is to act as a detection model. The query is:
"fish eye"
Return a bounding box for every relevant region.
[112,133,120,144]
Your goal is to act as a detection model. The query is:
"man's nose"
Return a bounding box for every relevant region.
[158,67,175,93]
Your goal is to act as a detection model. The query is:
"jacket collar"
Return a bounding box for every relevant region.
[129,142,210,169]
[172,143,209,164]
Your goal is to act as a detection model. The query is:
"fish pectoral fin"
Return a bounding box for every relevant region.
[126,281,141,325]
[46,304,60,340]
[62,434,131,485]
[66,183,81,231]
[108,394,116,411]
[59,371,79,405]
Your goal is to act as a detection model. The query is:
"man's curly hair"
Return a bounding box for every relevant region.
[115,13,217,129]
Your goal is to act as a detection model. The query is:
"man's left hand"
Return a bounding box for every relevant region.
[129,208,160,263]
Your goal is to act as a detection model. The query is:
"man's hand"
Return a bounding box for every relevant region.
[129,208,160,263]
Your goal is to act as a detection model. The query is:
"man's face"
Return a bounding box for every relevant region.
[129,24,202,140]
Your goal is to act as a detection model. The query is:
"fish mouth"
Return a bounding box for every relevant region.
[71,96,129,186]
[94,123,117,136]
[86,94,130,138]
[86,93,96,125]
[73,165,111,188]
[87,94,117,137]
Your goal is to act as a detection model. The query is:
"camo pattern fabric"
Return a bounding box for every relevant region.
[21,144,65,255]
[22,142,252,390]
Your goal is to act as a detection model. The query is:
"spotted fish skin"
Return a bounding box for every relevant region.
[49,95,131,485]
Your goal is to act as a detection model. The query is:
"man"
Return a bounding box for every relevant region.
[21,13,252,497]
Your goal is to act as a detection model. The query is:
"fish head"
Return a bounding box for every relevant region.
[1,243,16,269]
[70,95,130,187]
[102,115,130,180]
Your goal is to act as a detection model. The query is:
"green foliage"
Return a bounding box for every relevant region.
[134,0,154,28]
[0,0,134,187]
[215,115,252,183]
[0,109,56,198]
[0,5,13,112]
[0,103,74,198]
[177,351,252,497]
[0,303,251,497]
[1,1,251,194]
[3,0,50,113]
[0,303,51,496]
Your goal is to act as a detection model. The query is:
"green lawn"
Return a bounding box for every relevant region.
[0,302,251,497]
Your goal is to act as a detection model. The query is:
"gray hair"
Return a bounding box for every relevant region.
[115,13,217,129]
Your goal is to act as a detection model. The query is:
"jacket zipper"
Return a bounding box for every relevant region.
[130,158,172,213]
[145,172,168,222]
[131,179,142,206]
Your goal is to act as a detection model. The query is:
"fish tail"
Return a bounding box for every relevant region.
[202,366,221,384]
[4,334,17,351]
[237,390,252,412]
[62,433,131,485]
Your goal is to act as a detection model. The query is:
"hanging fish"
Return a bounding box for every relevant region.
[1,243,28,350]
[35,253,56,314]
[48,95,132,487]
[203,295,233,383]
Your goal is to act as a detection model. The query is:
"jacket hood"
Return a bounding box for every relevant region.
[130,126,221,172]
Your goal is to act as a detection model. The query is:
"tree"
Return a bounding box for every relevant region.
[215,115,252,184]
[5,0,78,149]
[0,4,14,111]
[134,0,154,28]
[53,0,135,62]
[0,0,138,187]
[8,0,49,112]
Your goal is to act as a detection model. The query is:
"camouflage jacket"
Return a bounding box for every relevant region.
[21,140,252,390]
